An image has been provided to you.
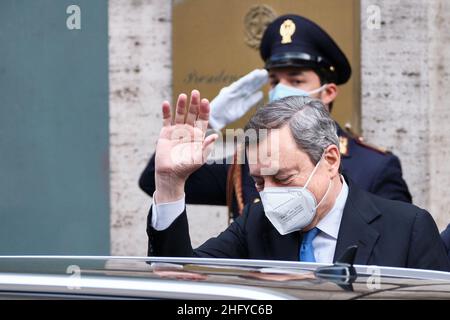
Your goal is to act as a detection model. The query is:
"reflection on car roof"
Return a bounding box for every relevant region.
[0,256,449,299]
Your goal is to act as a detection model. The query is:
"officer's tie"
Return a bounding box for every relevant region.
[299,227,320,262]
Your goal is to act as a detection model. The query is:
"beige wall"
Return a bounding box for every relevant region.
[361,0,450,230]
[109,0,450,255]
[109,0,171,256]
[109,0,227,255]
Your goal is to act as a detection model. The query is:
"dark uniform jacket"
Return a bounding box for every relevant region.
[146,178,449,272]
[139,125,412,218]
[441,224,450,260]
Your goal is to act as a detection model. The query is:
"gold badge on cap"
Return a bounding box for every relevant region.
[280,19,296,44]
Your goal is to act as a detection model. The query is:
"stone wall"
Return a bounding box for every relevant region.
[361,0,450,229]
[109,0,172,255]
[109,0,227,255]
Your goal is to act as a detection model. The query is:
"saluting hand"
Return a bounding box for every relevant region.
[154,90,218,203]
[208,69,269,130]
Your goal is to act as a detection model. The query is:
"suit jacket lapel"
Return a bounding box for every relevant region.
[262,227,300,261]
[334,179,381,265]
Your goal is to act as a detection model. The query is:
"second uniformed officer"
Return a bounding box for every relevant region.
[139,14,412,219]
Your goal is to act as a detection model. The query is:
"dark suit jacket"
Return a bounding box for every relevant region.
[147,179,449,272]
[441,224,450,260]
[139,127,412,218]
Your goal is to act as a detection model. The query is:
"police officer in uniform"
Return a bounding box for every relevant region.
[139,14,412,220]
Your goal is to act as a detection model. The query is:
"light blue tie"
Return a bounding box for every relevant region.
[299,227,320,262]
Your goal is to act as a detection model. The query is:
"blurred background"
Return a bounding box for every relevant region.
[0,0,449,256]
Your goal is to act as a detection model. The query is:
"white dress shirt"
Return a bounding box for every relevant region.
[151,192,186,231]
[312,177,348,264]
[151,177,349,264]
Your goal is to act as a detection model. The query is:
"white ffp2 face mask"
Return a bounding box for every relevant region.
[259,157,332,235]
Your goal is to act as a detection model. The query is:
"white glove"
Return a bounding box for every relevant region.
[208,69,269,130]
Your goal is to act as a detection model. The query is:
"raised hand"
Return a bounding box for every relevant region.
[154,90,218,203]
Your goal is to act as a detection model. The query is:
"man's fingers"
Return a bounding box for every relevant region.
[186,89,200,126]
[202,133,218,161]
[162,101,172,127]
[175,93,188,124]
[195,98,210,133]
[203,133,218,148]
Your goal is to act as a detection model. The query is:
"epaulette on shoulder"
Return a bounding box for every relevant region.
[344,124,389,155]
[355,138,389,155]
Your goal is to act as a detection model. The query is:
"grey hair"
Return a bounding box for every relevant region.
[245,96,339,165]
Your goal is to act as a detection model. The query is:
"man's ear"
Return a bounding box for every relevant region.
[324,144,341,177]
[320,83,338,106]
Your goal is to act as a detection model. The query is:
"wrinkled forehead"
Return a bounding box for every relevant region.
[246,126,311,176]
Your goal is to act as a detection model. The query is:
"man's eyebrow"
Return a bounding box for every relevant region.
[251,169,294,179]
[274,169,296,177]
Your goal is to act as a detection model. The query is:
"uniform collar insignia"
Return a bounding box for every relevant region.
[339,136,349,156]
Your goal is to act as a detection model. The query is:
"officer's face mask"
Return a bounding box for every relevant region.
[268,83,327,102]
[259,156,332,235]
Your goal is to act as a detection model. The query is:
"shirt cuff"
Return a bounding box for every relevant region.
[151,192,186,231]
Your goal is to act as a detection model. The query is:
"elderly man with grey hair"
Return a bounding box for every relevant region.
[147,91,450,271]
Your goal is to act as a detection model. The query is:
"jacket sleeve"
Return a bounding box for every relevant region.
[147,206,194,257]
[440,224,450,258]
[147,205,249,258]
[407,210,450,272]
[139,154,158,197]
[371,153,413,203]
[139,153,228,205]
